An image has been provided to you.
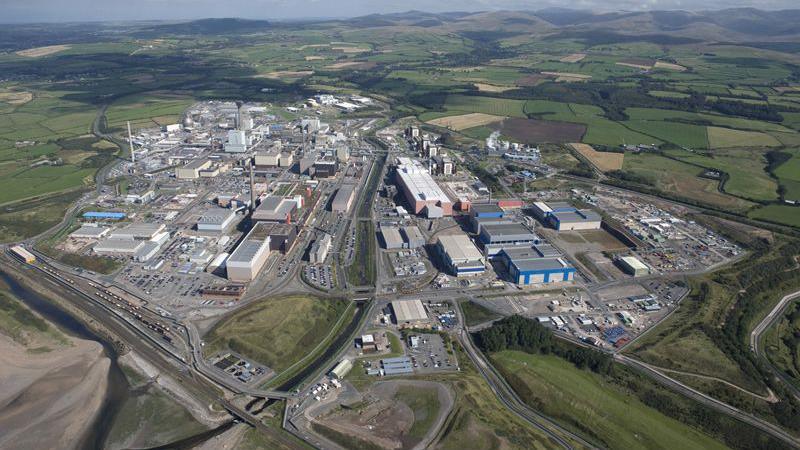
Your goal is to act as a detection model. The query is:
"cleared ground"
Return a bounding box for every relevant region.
[204,295,349,372]
[426,112,506,131]
[15,45,71,57]
[570,143,624,171]
[499,118,586,144]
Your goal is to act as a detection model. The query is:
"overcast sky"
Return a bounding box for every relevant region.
[3,0,799,23]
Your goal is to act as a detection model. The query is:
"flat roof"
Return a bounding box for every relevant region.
[111,222,165,237]
[620,256,648,270]
[95,239,144,252]
[252,196,296,221]
[183,158,210,170]
[501,247,573,272]
[198,209,236,225]
[481,222,537,240]
[391,299,428,322]
[401,226,424,242]
[71,225,109,238]
[438,233,483,262]
[228,240,268,264]
[396,157,450,204]
[553,209,602,223]
[471,203,504,214]
[381,227,404,247]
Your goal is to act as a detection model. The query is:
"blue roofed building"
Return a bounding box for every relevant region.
[497,246,576,285]
[83,211,127,220]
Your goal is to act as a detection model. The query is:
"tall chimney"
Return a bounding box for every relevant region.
[127,121,135,163]
[249,158,256,212]
[236,100,244,131]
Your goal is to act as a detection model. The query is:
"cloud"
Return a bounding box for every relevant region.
[2,0,799,23]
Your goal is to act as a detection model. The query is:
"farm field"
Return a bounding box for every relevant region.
[492,350,728,450]
[203,295,349,372]
[426,112,505,131]
[621,152,755,212]
[772,149,800,200]
[707,127,782,149]
[749,205,800,227]
[497,118,586,144]
[569,143,623,171]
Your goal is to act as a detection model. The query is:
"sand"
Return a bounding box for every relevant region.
[0,333,109,450]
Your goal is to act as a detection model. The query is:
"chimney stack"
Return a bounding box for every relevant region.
[249,158,256,212]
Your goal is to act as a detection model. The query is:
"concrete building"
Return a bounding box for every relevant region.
[94,238,144,256]
[432,155,454,175]
[390,299,428,324]
[135,241,162,262]
[336,145,349,163]
[310,233,332,264]
[479,222,539,257]
[226,224,272,282]
[497,247,576,285]
[312,159,337,178]
[197,209,237,232]
[617,256,649,277]
[176,159,212,179]
[532,201,602,231]
[255,151,279,167]
[10,246,36,264]
[70,225,110,239]
[331,184,356,213]
[436,233,485,277]
[299,157,316,175]
[225,130,248,153]
[381,226,404,250]
[254,221,297,253]
[109,223,166,241]
[395,157,453,217]
[401,226,425,249]
[279,152,294,167]
[252,196,298,223]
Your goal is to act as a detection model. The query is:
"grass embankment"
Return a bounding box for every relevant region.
[0,290,69,350]
[493,350,728,450]
[0,190,84,243]
[203,295,349,373]
[347,221,376,287]
[460,301,501,327]
[763,302,800,386]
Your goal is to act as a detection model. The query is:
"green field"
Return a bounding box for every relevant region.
[204,295,349,372]
[492,350,728,450]
[395,385,441,441]
[763,302,800,385]
[749,204,800,227]
[0,190,85,243]
[460,301,501,327]
[772,149,800,200]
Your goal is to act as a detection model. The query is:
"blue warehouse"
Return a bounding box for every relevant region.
[498,245,576,285]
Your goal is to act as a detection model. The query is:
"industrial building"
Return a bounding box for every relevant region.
[436,233,485,276]
[255,151,279,167]
[617,256,650,277]
[83,211,126,221]
[225,129,248,153]
[226,223,272,282]
[381,356,414,375]
[309,233,332,264]
[329,359,352,380]
[432,155,454,175]
[252,196,297,223]
[254,221,297,253]
[469,203,505,232]
[10,246,35,264]
[395,157,453,217]
[532,201,602,231]
[497,246,576,285]
[479,222,539,257]
[312,159,337,178]
[94,238,144,255]
[331,184,356,213]
[390,299,428,325]
[380,226,404,250]
[401,226,425,249]
[176,159,212,180]
[109,223,166,241]
[70,225,110,239]
[197,209,238,232]
[135,241,162,262]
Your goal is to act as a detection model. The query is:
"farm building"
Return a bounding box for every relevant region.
[617,256,650,277]
[497,247,576,285]
[436,233,485,277]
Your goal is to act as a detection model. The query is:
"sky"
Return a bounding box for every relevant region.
[3,0,799,23]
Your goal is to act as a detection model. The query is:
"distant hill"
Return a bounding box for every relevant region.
[135,18,272,36]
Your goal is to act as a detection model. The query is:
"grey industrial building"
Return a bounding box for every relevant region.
[312,159,337,178]
[70,225,110,239]
[94,238,144,255]
[532,201,602,231]
[109,223,166,240]
[401,226,425,249]
[381,226,404,249]
[331,184,356,212]
[197,209,238,232]
[252,196,298,223]
[436,233,485,277]
[479,222,539,257]
[390,299,428,325]
[309,233,332,264]
[227,223,273,282]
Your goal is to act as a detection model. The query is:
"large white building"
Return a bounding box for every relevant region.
[395,157,453,217]
[197,209,238,232]
[310,233,332,264]
[436,233,485,276]
[225,130,248,153]
[226,224,272,282]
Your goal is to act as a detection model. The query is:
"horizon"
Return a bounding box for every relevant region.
[3,1,800,24]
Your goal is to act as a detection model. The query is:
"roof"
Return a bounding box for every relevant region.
[500,246,573,272]
[391,299,428,322]
[438,233,483,262]
[83,211,126,219]
[252,196,296,222]
[552,209,602,223]
[95,239,144,252]
[70,225,109,238]
[471,203,504,214]
[401,226,424,242]
[228,223,272,265]
[395,157,450,204]
[182,158,210,170]
[620,256,648,270]
[480,223,537,241]
[110,222,165,238]
[533,244,561,257]
[381,227,404,248]
[332,184,356,207]
[198,209,236,226]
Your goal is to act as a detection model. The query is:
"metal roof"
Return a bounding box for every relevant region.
[396,157,450,204]
[438,233,483,263]
[391,300,428,322]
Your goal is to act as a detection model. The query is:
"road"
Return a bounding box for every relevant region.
[750,288,800,401]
